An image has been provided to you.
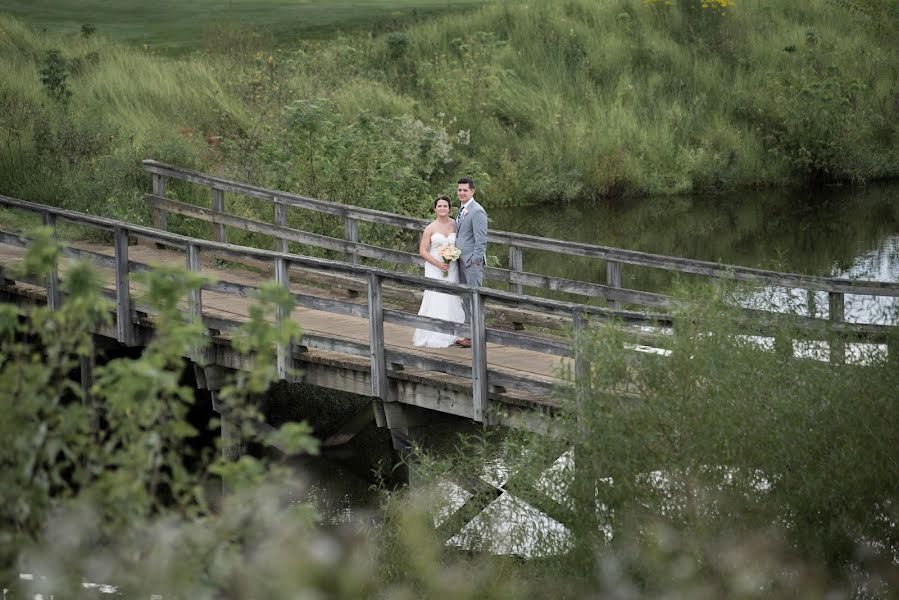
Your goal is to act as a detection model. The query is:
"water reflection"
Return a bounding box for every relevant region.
[287,454,378,526]
[491,184,899,323]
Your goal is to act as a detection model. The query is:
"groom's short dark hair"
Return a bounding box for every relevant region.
[458,177,475,189]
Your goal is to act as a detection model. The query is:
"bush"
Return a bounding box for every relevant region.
[412,281,899,596]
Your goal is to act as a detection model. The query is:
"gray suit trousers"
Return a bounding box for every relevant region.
[458,260,484,325]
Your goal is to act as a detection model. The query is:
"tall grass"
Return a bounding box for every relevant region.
[388,0,899,202]
[0,14,247,219]
[2,0,898,222]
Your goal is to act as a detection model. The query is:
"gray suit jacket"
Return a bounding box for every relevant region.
[455,199,488,266]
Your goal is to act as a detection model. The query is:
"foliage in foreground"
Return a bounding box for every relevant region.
[3,233,899,597]
[415,284,899,597]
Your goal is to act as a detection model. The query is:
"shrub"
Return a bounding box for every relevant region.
[39,49,71,105]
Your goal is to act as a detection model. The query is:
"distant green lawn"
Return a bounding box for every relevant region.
[0,0,486,52]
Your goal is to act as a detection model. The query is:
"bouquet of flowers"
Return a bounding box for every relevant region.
[437,244,462,278]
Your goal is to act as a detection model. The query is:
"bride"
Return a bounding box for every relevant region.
[412,195,466,348]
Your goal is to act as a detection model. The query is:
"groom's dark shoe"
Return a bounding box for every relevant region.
[455,338,472,348]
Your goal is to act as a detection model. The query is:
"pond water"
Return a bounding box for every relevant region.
[490,183,899,324]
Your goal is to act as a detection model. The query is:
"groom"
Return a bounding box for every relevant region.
[454,177,487,348]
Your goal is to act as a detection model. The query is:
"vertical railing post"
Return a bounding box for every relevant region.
[211,187,226,244]
[368,272,388,400]
[273,197,289,254]
[114,226,134,346]
[187,243,206,363]
[470,290,489,423]
[42,212,60,310]
[345,217,359,265]
[607,260,622,310]
[152,173,168,232]
[829,291,845,365]
[508,245,523,295]
[572,310,589,437]
[571,309,597,543]
[275,257,291,381]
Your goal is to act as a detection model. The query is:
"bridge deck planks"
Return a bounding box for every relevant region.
[0,241,566,403]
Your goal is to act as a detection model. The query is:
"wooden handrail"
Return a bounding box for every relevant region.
[3,192,898,416]
[142,160,899,297]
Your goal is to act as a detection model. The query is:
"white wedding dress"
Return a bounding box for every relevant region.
[412,232,466,348]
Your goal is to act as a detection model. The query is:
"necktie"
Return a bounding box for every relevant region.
[457,206,466,225]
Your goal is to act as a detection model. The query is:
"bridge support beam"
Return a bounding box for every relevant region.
[204,365,241,463]
[381,401,453,486]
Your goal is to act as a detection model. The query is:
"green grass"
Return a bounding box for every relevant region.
[1,0,897,219]
[0,0,487,53]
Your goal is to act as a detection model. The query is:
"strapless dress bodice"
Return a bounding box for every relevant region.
[429,232,456,253]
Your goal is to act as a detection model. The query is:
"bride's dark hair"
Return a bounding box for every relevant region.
[433,195,451,209]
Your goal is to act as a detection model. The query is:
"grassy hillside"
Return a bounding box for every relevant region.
[395,0,899,200]
[1,0,897,224]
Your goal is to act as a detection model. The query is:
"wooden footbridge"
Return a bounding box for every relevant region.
[1,161,898,456]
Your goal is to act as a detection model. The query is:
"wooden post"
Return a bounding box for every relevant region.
[114,226,134,346]
[345,217,359,265]
[368,272,388,400]
[273,198,289,254]
[42,212,60,310]
[186,243,206,364]
[152,173,167,231]
[470,290,489,423]
[211,187,226,244]
[508,245,523,295]
[829,291,845,365]
[607,260,621,310]
[806,289,817,318]
[80,354,94,407]
[275,257,291,381]
[571,309,597,543]
[572,310,589,437]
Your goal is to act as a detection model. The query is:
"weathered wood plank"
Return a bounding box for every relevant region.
[3,193,897,355]
[507,269,672,307]
[142,161,899,297]
[368,272,388,400]
[344,217,358,265]
[275,257,291,380]
[273,199,289,254]
[471,290,489,423]
[144,194,420,267]
[186,242,207,362]
[382,307,472,339]
[114,226,134,345]
[152,174,167,231]
[42,212,60,310]
[508,245,523,295]
[607,261,621,310]
[211,187,226,244]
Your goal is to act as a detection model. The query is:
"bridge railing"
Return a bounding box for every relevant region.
[3,194,678,425]
[140,160,899,328]
[2,194,898,427]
